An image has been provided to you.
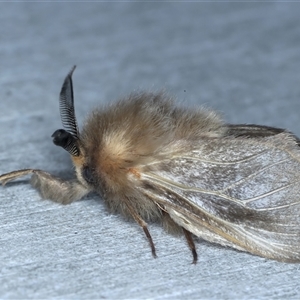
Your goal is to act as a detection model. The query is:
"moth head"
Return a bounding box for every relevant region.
[51,66,102,191]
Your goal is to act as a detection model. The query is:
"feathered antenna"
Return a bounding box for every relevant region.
[52,66,80,156]
[59,65,79,139]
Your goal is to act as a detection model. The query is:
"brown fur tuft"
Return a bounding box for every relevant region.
[74,92,225,221]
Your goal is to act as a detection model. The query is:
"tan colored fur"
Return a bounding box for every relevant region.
[73,92,225,222]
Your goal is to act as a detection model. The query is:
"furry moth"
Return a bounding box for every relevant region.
[1,66,300,263]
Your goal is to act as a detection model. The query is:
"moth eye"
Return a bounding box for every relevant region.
[82,166,96,184]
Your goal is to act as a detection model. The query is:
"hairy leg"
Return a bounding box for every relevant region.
[0,169,89,204]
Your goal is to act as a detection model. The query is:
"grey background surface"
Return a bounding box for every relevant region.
[1,2,300,299]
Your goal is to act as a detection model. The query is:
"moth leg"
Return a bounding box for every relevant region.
[0,169,35,185]
[183,227,198,264]
[125,201,157,258]
[0,169,89,204]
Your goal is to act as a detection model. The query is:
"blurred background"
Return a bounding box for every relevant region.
[0,2,300,299]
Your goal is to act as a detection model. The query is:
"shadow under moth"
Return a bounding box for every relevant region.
[1,66,300,263]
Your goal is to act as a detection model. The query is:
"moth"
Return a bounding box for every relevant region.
[1,66,300,263]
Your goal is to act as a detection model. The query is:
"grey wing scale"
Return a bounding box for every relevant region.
[225,124,300,144]
[225,124,286,138]
[139,133,300,262]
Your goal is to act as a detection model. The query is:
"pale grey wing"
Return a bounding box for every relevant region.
[139,133,300,262]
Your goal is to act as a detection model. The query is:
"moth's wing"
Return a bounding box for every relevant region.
[226,124,300,144]
[139,133,300,262]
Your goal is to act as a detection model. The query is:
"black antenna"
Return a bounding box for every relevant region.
[59,65,79,139]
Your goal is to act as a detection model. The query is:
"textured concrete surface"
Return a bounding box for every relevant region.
[1,2,300,299]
